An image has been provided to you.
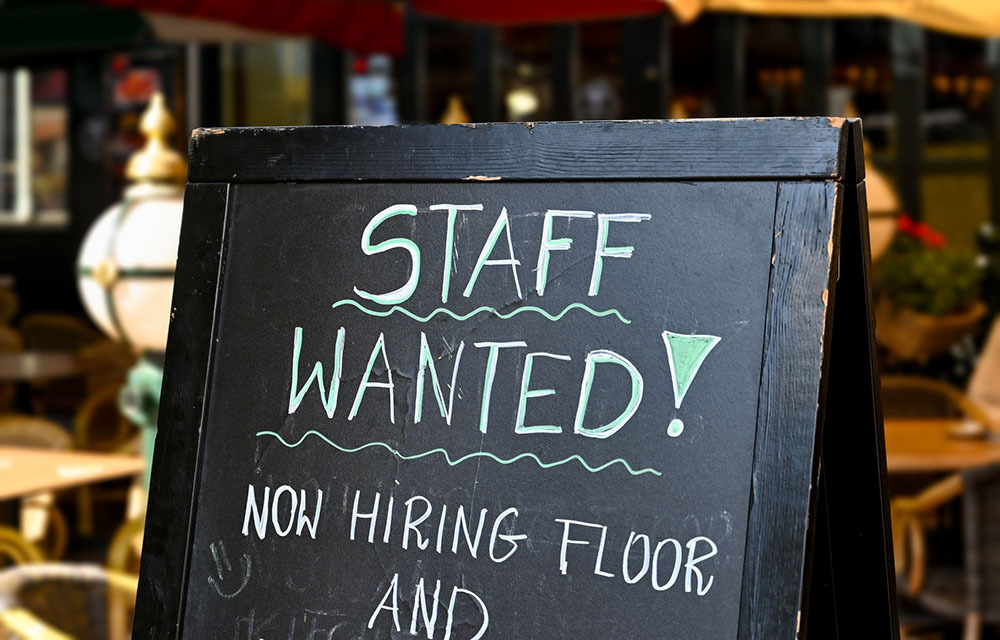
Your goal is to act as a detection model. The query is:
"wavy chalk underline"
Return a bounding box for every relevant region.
[256,430,661,477]
[331,299,631,325]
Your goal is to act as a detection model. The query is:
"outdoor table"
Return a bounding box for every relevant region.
[883,418,1000,474]
[0,446,145,501]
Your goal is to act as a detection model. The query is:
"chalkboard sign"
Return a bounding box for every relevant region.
[134,119,898,640]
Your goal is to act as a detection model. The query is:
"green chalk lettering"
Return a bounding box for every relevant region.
[589,213,651,296]
[349,332,396,424]
[256,430,663,476]
[514,352,571,434]
[331,299,631,324]
[574,349,644,439]
[661,331,722,409]
[474,341,527,433]
[354,204,420,306]
[430,204,482,303]
[415,332,465,425]
[288,326,346,418]
[463,207,522,299]
[535,210,594,296]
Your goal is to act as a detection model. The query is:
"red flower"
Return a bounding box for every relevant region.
[897,214,916,235]
[923,229,947,248]
[896,214,947,248]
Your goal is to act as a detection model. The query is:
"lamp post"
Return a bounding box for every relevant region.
[77,92,185,486]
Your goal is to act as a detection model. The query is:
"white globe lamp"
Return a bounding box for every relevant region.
[77,92,185,352]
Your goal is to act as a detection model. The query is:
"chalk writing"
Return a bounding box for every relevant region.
[661,330,723,437]
[330,299,632,324]
[256,430,662,476]
[227,196,737,638]
[207,540,250,599]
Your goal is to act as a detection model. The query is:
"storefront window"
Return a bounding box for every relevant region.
[350,54,399,125]
[0,67,68,227]
[222,40,312,127]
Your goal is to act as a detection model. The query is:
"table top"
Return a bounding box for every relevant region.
[883,418,1000,474]
[0,446,145,500]
[0,351,91,382]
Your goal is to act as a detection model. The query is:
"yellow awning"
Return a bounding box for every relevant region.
[665,0,1000,38]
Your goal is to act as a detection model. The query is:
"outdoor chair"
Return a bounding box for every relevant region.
[0,528,42,568]
[893,462,1000,640]
[0,416,72,560]
[0,290,18,326]
[105,516,144,638]
[17,314,103,416]
[882,374,992,437]
[0,326,23,413]
[72,385,136,537]
[18,315,101,353]
[0,563,137,640]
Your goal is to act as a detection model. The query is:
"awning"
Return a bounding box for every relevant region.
[664,0,1000,39]
[68,0,1000,61]
[89,0,405,55]
[412,0,669,25]
[415,0,1000,38]
[0,1,148,59]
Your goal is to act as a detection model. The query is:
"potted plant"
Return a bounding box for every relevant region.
[874,215,985,362]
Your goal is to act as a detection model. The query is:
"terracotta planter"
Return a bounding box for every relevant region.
[876,298,987,362]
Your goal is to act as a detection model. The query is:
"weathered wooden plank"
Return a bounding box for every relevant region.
[133,182,230,639]
[187,118,850,183]
[738,180,840,639]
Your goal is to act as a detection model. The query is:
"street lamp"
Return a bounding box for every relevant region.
[76,92,185,484]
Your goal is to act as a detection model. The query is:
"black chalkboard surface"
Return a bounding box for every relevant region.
[134,119,898,640]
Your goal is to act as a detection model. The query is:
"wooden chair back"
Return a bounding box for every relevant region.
[0,527,43,568]
[961,463,1000,624]
[0,327,21,354]
[0,327,22,412]
[18,314,101,352]
[0,417,71,560]
[881,375,992,433]
[74,385,134,454]
[0,289,18,326]
[0,416,71,451]
[0,563,136,640]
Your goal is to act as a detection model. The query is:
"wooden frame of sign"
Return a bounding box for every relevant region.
[134,118,898,640]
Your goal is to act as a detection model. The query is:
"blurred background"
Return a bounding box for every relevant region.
[2,1,1000,638]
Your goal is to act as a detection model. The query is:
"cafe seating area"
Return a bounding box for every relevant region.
[0,286,146,638]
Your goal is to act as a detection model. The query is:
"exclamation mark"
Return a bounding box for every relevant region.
[661,330,722,437]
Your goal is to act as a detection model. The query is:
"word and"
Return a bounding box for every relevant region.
[369,574,489,640]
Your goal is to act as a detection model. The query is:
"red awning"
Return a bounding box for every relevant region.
[412,0,669,25]
[91,0,405,55]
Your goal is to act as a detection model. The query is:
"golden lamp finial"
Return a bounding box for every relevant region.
[125,92,187,185]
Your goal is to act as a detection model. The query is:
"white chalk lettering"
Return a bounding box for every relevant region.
[685,536,718,595]
[350,490,380,543]
[367,573,401,632]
